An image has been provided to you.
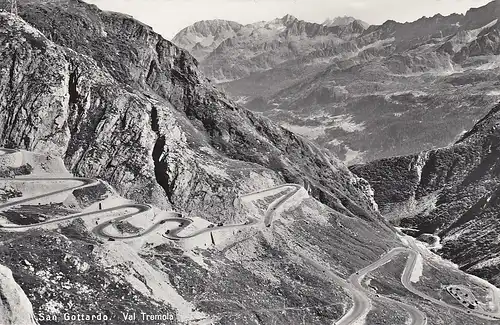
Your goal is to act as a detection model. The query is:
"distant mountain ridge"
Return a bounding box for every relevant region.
[172,19,243,60]
[172,0,500,164]
[173,14,368,81]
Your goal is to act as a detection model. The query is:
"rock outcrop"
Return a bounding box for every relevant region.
[0,264,37,325]
[172,19,244,61]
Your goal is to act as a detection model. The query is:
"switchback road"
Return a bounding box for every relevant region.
[0,148,302,242]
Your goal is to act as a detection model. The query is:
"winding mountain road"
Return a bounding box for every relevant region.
[0,149,302,242]
[0,177,97,210]
[340,248,427,325]
[0,149,19,155]
[337,246,500,324]
[402,242,500,321]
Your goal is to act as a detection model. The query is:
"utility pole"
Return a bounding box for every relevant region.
[10,0,18,15]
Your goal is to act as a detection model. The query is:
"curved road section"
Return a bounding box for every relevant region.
[342,248,427,325]
[0,149,19,155]
[340,246,500,324]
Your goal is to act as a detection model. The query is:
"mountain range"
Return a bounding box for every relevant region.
[173,15,369,66]
[173,1,500,164]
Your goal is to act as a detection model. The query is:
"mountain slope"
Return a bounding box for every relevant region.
[350,101,500,286]
[246,1,500,163]
[0,0,387,224]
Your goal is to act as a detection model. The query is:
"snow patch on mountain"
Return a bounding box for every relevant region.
[442,228,472,242]
[449,19,498,52]
[281,123,327,140]
[332,114,365,133]
[345,147,364,165]
[414,151,430,184]
[476,55,500,70]
[323,16,369,29]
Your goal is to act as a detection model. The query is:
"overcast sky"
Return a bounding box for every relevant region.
[84,0,493,39]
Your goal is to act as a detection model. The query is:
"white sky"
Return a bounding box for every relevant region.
[84,0,493,39]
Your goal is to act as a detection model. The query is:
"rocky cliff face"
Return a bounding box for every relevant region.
[350,102,500,285]
[0,264,37,325]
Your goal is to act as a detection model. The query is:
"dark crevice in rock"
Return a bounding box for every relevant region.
[150,106,159,133]
[0,289,8,308]
[8,51,17,90]
[120,114,126,129]
[152,135,174,206]
[146,60,157,83]
[68,68,79,105]
[150,107,174,206]
[67,64,84,135]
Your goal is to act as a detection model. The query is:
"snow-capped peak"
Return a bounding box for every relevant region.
[323,16,369,28]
